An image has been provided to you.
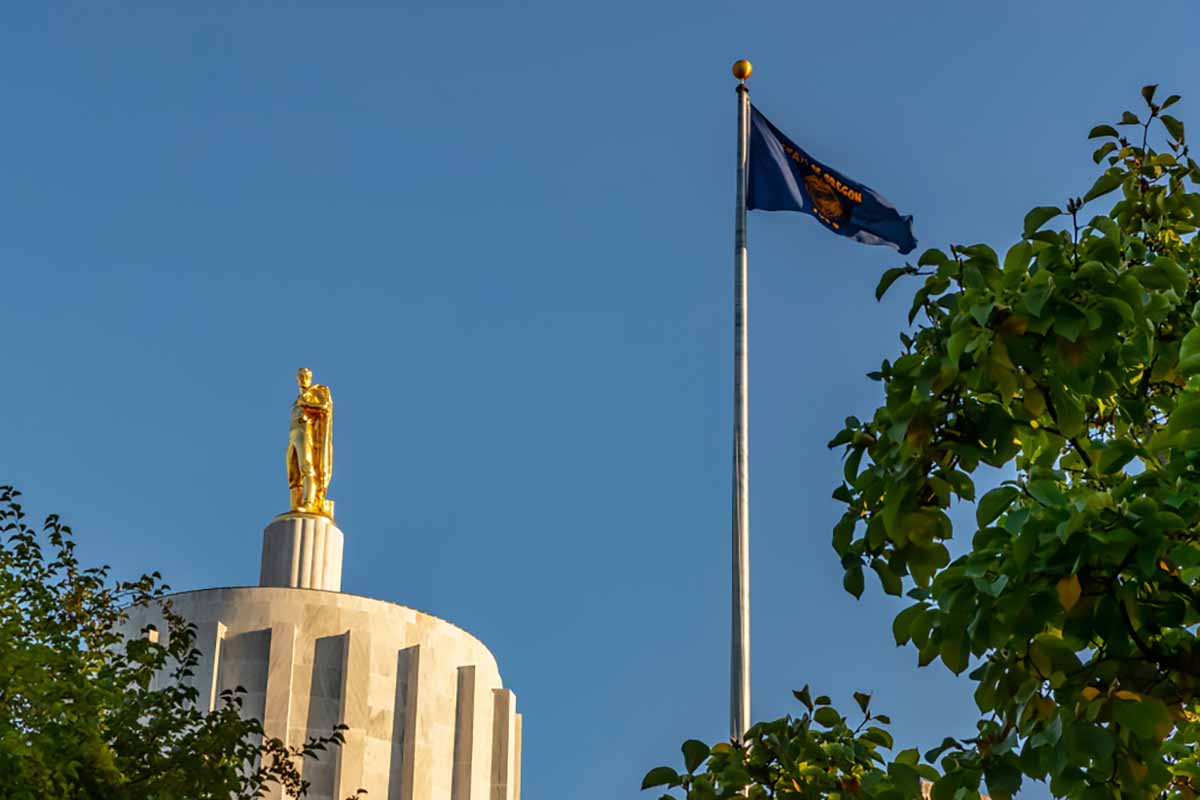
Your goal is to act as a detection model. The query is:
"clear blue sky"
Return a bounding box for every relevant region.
[4,2,1198,797]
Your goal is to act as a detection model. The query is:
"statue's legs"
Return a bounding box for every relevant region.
[286,445,302,509]
[287,429,318,511]
[301,472,317,511]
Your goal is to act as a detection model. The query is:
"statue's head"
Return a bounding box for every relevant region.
[297,367,313,389]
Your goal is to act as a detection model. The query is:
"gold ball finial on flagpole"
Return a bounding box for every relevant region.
[732,59,752,81]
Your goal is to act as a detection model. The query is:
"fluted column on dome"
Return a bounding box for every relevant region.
[259,513,344,592]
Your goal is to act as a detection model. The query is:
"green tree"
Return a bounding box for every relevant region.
[644,87,1200,799]
[0,485,355,799]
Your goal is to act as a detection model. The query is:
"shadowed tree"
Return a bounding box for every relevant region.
[0,485,361,799]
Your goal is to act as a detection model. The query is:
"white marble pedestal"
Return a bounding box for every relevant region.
[259,512,344,591]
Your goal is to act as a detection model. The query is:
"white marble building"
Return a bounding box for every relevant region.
[121,513,521,800]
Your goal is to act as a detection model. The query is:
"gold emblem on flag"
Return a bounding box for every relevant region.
[803,174,845,221]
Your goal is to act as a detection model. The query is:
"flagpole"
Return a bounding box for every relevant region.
[730,58,752,743]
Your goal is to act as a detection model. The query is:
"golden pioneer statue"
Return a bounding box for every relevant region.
[287,367,334,518]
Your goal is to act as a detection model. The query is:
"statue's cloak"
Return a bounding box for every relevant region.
[310,385,333,490]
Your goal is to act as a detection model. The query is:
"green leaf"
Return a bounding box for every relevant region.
[832,515,855,556]
[1169,396,1200,439]
[1053,307,1087,342]
[853,691,872,714]
[1082,171,1124,204]
[1097,440,1137,474]
[1003,241,1032,279]
[1179,329,1200,377]
[1030,714,1063,748]
[976,486,1020,527]
[908,285,931,324]
[918,248,951,268]
[909,543,950,588]
[1157,256,1188,295]
[862,726,894,749]
[985,760,1023,796]
[969,302,994,326]
[1028,480,1067,508]
[1088,124,1119,140]
[1023,206,1062,238]
[900,510,939,546]
[947,329,971,363]
[945,469,975,501]
[1096,296,1133,327]
[813,706,841,728]
[958,243,998,263]
[975,573,1009,597]
[940,631,969,674]
[1031,633,1082,676]
[1023,282,1053,317]
[641,766,680,790]
[1120,111,1140,125]
[1065,722,1114,765]
[793,685,813,711]
[1162,114,1185,142]
[1141,84,1158,104]
[681,740,709,773]
[876,266,912,301]
[1112,694,1171,739]
[1051,385,1084,438]
[827,428,853,448]
[1133,257,1187,293]
[871,559,903,596]
[1092,141,1117,164]
[843,562,865,598]
[1162,94,1181,110]
[844,446,865,484]
[925,737,961,764]
[892,603,924,646]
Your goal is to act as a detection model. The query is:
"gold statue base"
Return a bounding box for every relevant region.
[281,498,334,520]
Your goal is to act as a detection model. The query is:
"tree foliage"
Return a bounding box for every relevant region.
[641,689,936,798]
[646,87,1200,798]
[0,485,352,799]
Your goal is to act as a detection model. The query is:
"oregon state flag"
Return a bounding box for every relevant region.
[747,104,917,255]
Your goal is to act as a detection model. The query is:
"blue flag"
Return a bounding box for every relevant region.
[747,104,917,255]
